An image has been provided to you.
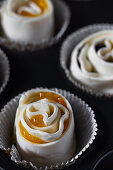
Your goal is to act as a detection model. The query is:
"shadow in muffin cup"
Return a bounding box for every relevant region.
[92,148,113,170]
[0,48,10,95]
[0,88,97,169]
[0,0,70,51]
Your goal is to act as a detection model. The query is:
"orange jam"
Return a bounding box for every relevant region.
[18,0,49,17]
[23,91,68,109]
[29,114,46,127]
[19,91,70,144]
[19,121,48,144]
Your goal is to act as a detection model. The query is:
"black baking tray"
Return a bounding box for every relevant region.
[0,0,113,169]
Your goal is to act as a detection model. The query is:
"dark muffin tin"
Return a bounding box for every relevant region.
[0,0,113,170]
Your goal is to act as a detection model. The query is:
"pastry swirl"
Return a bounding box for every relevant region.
[1,0,54,43]
[17,98,69,142]
[7,0,49,17]
[70,30,113,94]
[14,89,75,167]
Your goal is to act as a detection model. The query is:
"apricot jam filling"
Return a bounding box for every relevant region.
[18,0,49,17]
[29,114,46,127]
[19,121,48,144]
[22,91,68,109]
[19,92,70,144]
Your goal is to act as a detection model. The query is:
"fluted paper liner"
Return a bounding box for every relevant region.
[0,0,70,51]
[60,24,113,98]
[0,48,10,95]
[0,88,97,169]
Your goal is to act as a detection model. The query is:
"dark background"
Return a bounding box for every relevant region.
[0,0,113,169]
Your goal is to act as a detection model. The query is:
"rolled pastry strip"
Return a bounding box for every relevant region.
[1,0,54,43]
[70,30,113,94]
[14,89,75,167]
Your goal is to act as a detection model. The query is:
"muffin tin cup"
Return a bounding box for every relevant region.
[0,48,10,95]
[92,148,113,170]
[0,87,97,169]
[60,23,113,98]
[0,0,70,51]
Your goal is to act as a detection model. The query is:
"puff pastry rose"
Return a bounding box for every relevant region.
[14,89,75,167]
[1,0,54,43]
[70,30,113,94]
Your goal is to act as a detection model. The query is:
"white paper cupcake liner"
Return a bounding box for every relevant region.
[0,0,70,51]
[0,87,97,169]
[0,48,10,95]
[60,23,113,98]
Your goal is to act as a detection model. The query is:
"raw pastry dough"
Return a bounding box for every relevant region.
[14,89,75,167]
[70,30,113,94]
[1,0,54,43]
